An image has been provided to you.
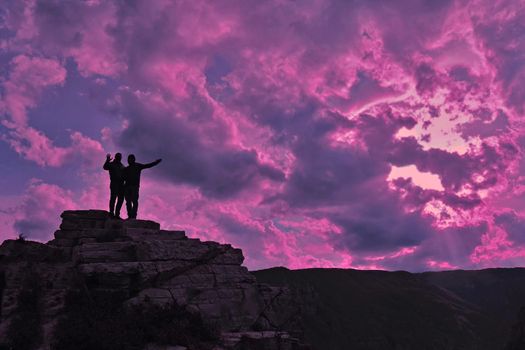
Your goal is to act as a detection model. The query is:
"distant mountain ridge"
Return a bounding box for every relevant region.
[253,267,525,350]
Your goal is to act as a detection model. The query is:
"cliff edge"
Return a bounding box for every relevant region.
[0,210,307,350]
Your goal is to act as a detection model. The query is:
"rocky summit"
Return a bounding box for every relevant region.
[0,210,308,350]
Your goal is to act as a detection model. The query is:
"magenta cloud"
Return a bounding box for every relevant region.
[1,0,524,271]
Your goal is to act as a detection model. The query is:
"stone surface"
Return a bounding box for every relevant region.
[220,331,306,350]
[61,209,110,220]
[145,345,187,350]
[0,240,66,262]
[73,241,138,263]
[122,219,161,230]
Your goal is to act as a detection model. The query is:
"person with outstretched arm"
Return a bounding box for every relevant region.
[123,154,162,219]
[103,153,125,218]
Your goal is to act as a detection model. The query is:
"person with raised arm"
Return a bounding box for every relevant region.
[123,154,162,219]
[103,153,125,219]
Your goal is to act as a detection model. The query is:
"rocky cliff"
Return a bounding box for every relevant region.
[0,210,307,350]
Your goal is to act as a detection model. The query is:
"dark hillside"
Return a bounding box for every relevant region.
[420,268,525,350]
[253,267,489,350]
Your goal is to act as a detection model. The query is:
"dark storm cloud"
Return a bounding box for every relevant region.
[13,218,51,240]
[116,92,284,199]
[494,211,525,245]
[328,192,434,254]
[386,134,515,193]
[457,111,510,139]
[263,110,431,253]
[391,177,483,210]
[472,1,525,113]
[378,221,487,271]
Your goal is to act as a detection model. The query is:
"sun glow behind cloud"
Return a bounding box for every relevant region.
[388,165,444,191]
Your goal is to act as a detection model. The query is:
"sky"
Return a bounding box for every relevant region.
[0,0,524,271]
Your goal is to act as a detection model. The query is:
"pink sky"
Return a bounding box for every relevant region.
[1,0,525,271]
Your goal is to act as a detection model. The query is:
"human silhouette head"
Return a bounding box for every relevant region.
[128,154,136,165]
[115,153,122,162]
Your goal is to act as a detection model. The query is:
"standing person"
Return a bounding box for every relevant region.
[103,153,125,218]
[124,154,162,219]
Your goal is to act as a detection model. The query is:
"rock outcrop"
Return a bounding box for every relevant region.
[0,210,306,350]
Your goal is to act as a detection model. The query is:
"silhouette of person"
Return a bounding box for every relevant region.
[103,153,125,218]
[124,154,162,219]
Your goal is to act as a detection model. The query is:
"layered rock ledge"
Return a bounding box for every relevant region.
[0,210,307,350]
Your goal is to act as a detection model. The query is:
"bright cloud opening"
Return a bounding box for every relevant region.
[388,165,444,191]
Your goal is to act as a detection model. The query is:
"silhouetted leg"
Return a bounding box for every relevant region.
[109,185,117,216]
[115,188,124,218]
[127,187,138,219]
[125,187,133,219]
[133,189,139,218]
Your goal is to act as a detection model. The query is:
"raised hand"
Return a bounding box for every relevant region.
[106,153,112,161]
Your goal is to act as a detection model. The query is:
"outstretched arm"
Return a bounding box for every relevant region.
[103,154,111,170]
[141,159,162,169]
